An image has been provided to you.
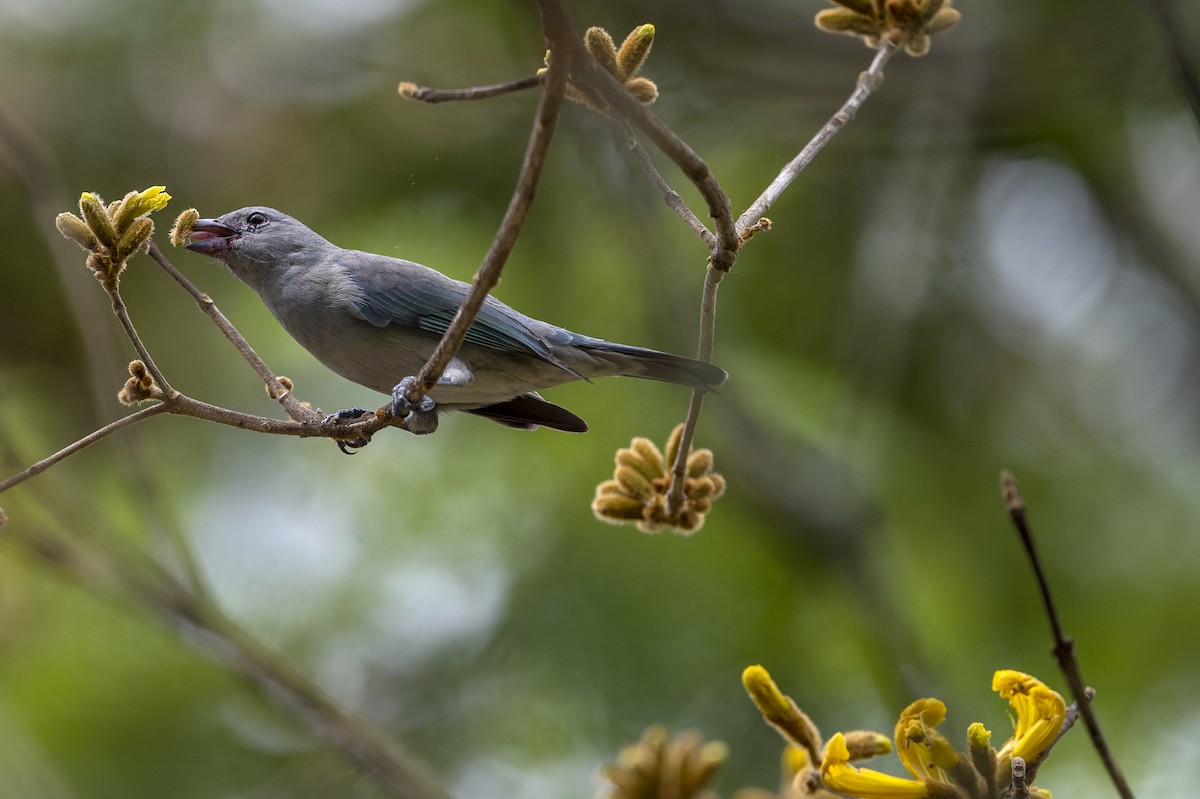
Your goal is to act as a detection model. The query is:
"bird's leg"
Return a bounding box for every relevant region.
[323,407,374,454]
[390,376,439,435]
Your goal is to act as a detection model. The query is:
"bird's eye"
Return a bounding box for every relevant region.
[245,211,268,229]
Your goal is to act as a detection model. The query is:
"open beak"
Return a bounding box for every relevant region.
[185,218,239,254]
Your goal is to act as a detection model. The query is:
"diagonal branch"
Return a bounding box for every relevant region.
[145,242,320,422]
[1000,471,1136,799]
[738,40,897,233]
[0,405,169,496]
[613,118,716,248]
[560,32,739,273]
[398,0,575,408]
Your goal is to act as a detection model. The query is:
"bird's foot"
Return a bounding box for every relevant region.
[391,376,439,435]
[323,407,373,455]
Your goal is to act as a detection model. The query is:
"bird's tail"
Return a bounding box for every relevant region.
[583,341,728,392]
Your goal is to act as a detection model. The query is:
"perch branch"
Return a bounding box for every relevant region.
[399,0,574,408]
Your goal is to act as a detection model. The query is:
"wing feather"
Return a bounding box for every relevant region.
[345,252,583,377]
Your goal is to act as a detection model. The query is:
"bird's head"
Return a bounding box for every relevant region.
[186,206,335,283]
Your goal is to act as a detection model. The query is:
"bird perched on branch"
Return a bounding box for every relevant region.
[186,207,727,441]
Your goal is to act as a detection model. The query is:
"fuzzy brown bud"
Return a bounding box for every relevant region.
[115,217,153,260]
[584,27,618,76]
[79,192,117,248]
[56,212,98,252]
[624,77,658,105]
[616,24,655,80]
[117,359,160,405]
[170,208,199,247]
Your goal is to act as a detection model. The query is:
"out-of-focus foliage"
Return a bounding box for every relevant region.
[1,1,1199,797]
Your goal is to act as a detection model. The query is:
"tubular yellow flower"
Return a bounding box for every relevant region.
[992,670,1066,763]
[894,699,956,782]
[742,665,822,758]
[822,733,929,799]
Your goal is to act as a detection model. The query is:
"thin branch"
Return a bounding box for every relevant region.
[1000,471,1137,799]
[665,41,900,511]
[399,0,574,407]
[667,266,721,511]
[614,118,715,248]
[106,280,175,396]
[563,38,739,273]
[145,242,320,423]
[399,74,543,104]
[737,40,898,233]
[0,405,168,495]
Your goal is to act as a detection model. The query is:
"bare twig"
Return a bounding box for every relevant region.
[614,119,716,248]
[399,74,543,104]
[106,279,175,395]
[145,242,320,422]
[738,40,898,232]
[1000,471,1137,799]
[667,266,721,512]
[563,38,739,273]
[399,0,574,408]
[0,405,168,496]
[663,39,899,514]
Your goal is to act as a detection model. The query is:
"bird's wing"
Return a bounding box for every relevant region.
[345,254,584,378]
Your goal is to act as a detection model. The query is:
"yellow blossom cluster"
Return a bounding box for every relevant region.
[742,665,1065,799]
[55,186,171,289]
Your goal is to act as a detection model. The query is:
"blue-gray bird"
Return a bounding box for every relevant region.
[186,206,727,441]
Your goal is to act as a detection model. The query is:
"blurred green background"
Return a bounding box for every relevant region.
[1,1,1198,797]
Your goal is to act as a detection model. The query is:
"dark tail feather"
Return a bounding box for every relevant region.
[465,393,589,433]
[587,342,728,393]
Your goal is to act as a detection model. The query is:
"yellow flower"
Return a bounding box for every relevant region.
[821,732,929,799]
[893,699,959,782]
[748,667,1064,799]
[992,669,1066,764]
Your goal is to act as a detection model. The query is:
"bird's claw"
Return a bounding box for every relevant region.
[390,376,439,435]
[336,439,367,455]
[390,376,436,417]
[324,407,373,455]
